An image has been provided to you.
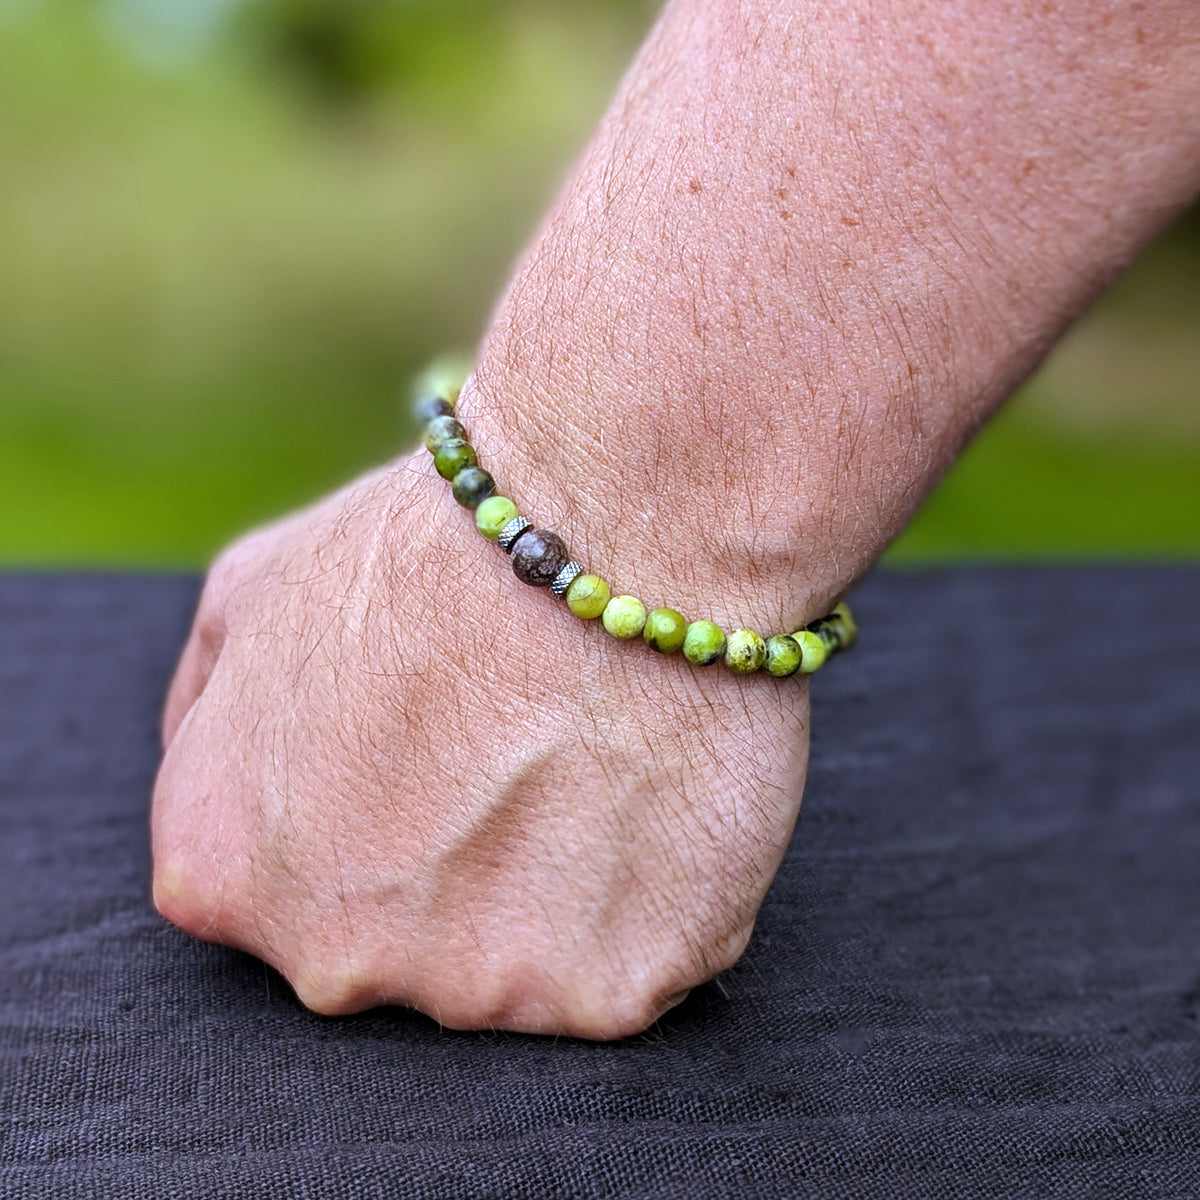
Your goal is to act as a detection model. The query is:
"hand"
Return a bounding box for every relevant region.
[153,0,1199,1040]
[152,455,810,1038]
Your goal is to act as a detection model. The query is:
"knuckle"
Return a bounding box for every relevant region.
[152,856,230,943]
[290,955,369,1012]
[421,962,529,1033]
[422,995,500,1032]
[190,582,231,663]
[197,560,236,628]
[150,857,190,928]
[290,954,379,1017]
[557,963,678,1041]
[462,937,587,1038]
[199,534,263,627]
[411,953,580,1035]
[569,985,663,1041]
[561,922,756,1041]
[710,921,754,975]
[200,547,240,609]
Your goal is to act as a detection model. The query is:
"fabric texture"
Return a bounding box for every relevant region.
[1,568,1197,1199]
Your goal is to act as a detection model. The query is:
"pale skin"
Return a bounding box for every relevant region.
[152,0,1200,1038]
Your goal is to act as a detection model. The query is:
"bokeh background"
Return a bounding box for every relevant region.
[2,0,1197,567]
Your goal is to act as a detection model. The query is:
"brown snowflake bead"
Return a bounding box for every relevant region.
[510,530,570,587]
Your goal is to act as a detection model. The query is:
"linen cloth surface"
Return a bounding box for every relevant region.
[0,569,1197,1199]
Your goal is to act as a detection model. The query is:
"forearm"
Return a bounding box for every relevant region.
[155,0,1200,1036]
[463,0,1200,631]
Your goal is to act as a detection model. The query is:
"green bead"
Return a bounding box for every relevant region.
[566,574,611,619]
[451,467,496,509]
[433,439,476,481]
[424,415,466,450]
[475,495,519,539]
[828,601,858,649]
[724,628,766,674]
[602,594,646,640]
[413,356,469,406]
[413,394,453,424]
[764,634,803,678]
[683,620,726,666]
[643,608,687,654]
[811,622,840,654]
[792,630,829,674]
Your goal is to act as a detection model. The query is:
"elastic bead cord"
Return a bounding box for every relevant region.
[412,370,857,679]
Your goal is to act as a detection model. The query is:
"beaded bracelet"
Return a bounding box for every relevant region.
[413,367,856,679]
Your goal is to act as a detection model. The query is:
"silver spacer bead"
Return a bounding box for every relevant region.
[497,516,533,553]
[550,561,585,599]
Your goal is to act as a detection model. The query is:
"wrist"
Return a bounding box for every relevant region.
[410,372,854,688]
[459,355,840,637]
[454,303,900,672]
[452,0,1200,642]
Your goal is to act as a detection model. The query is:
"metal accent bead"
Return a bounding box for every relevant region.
[411,360,859,681]
[550,562,584,598]
[497,516,533,552]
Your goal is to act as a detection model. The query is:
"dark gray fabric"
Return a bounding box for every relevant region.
[1,569,1198,1199]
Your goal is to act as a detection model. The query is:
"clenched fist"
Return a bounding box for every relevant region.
[151,0,1200,1038]
[153,456,810,1038]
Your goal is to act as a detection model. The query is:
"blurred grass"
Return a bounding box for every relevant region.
[0,0,1196,566]
[896,223,1200,561]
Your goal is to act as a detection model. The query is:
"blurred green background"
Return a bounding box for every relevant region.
[2,0,1197,567]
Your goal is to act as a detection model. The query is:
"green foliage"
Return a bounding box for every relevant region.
[889,408,1200,562]
[0,0,1196,566]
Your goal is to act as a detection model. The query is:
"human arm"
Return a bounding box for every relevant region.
[152,0,1200,1038]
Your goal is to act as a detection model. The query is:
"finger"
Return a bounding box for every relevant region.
[161,605,226,751]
